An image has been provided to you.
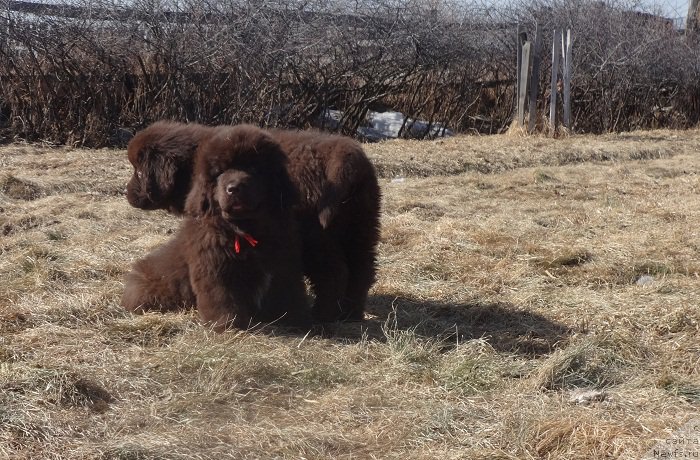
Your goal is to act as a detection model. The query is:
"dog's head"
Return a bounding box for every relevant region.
[126,121,211,214]
[185,125,297,220]
[213,169,268,221]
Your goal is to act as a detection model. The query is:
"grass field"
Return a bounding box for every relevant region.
[1,129,699,459]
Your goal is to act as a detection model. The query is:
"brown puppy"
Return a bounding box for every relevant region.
[122,121,212,314]
[125,121,214,214]
[123,122,380,322]
[272,129,381,321]
[182,125,309,331]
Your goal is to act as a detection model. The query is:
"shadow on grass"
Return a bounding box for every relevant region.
[327,294,573,357]
[4,294,570,358]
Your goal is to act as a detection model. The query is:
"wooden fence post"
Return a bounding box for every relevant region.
[562,29,572,129]
[518,41,531,127]
[527,24,542,134]
[516,25,568,134]
[549,29,561,134]
[687,0,699,33]
[516,25,526,121]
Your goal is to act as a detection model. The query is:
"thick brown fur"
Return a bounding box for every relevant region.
[181,125,310,331]
[126,121,215,214]
[121,230,196,313]
[123,122,380,323]
[272,129,381,321]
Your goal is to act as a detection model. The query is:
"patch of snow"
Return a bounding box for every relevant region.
[365,111,454,140]
[568,389,607,405]
[636,275,655,286]
[317,108,453,141]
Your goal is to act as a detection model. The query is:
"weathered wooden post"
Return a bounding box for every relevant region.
[687,0,700,33]
[516,25,526,122]
[518,42,531,127]
[549,30,561,134]
[527,24,542,134]
[562,29,572,129]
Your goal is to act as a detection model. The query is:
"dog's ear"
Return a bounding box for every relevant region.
[315,144,367,228]
[184,174,214,217]
[141,145,179,203]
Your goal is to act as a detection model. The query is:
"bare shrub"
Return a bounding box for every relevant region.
[0,0,697,146]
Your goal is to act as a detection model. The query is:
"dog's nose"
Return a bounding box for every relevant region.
[226,183,238,195]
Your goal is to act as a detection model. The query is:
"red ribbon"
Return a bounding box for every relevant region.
[234,232,258,254]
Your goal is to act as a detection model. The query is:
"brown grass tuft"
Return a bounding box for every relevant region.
[0,175,44,201]
[530,332,651,391]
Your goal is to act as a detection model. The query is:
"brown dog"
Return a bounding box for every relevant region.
[125,121,214,214]
[272,129,381,321]
[181,125,309,331]
[122,121,380,322]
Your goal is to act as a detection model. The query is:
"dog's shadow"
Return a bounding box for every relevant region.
[325,294,573,357]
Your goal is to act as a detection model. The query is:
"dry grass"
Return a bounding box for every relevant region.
[1,130,699,459]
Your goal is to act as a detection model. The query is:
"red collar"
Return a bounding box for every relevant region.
[234,232,258,254]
